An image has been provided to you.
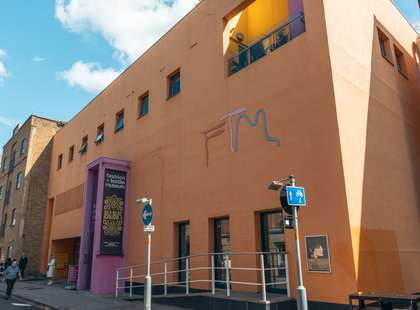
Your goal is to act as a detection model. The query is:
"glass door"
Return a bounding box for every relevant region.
[260,211,287,294]
[214,218,230,288]
[178,222,190,283]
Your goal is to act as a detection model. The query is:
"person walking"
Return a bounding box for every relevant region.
[4,260,22,300]
[46,255,55,285]
[18,253,28,279]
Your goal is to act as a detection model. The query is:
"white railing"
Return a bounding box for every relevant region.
[115,251,290,303]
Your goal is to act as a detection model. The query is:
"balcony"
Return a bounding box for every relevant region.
[228,12,305,75]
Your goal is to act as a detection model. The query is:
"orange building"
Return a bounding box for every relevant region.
[43,0,420,308]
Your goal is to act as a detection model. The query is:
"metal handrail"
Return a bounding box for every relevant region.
[115,251,290,303]
[116,251,288,271]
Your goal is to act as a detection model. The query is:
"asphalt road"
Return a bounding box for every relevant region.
[0,296,40,309]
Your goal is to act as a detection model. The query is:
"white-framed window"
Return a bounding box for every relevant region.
[16,172,23,189]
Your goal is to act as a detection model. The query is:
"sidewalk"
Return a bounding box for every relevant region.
[0,279,185,310]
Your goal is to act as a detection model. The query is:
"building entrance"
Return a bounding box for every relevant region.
[260,211,287,294]
[214,218,230,288]
[178,222,190,282]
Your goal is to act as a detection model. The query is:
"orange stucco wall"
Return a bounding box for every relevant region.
[323,0,420,293]
[45,0,419,304]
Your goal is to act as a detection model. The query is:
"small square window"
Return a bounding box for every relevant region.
[80,136,88,154]
[168,70,181,98]
[394,46,407,78]
[69,145,74,162]
[11,209,16,227]
[378,28,392,64]
[115,110,124,132]
[139,93,149,118]
[96,124,105,144]
[57,154,63,170]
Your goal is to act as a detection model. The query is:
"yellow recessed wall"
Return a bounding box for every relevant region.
[228,0,289,54]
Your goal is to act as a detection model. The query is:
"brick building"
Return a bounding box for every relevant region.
[0,115,61,275]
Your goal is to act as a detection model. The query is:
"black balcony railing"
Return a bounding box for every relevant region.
[228,12,306,75]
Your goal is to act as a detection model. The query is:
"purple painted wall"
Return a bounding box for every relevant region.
[77,157,130,295]
[289,0,305,37]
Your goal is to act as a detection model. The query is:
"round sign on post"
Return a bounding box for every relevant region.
[142,203,153,226]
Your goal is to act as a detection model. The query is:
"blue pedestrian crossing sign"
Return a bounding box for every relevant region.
[286,186,307,206]
[142,203,153,226]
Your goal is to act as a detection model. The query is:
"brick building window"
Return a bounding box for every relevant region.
[394,45,407,78]
[16,172,23,189]
[10,209,16,227]
[20,138,27,156]
[96,124,105,144]
[69,145,74,162]
[0,186,3,199]
[378,28,392,64]
[80,136,88,154]
[168,70,181,98]
[5,181,11,205]
[57,154,63,170]
[139,93,149,118]
[1,157,6,172]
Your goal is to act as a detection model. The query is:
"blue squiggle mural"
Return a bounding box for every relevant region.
[234,108,280,152]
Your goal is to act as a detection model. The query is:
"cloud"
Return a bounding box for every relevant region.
[55,0,198,63]
[32,56,46,62]
[58,61,120,93]
[413,19,420,33]
[0,49,8,81]
[0,116,19,127]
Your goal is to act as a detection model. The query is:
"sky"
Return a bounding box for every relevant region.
[0,0,419,148]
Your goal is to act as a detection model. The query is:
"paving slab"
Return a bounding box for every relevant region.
[0,280,185,310]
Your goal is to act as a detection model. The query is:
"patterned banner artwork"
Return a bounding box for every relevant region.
[100,169,127,256]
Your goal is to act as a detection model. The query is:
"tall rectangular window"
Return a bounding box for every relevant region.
[5,181,11,205]
[168,70,181,98]
[394,46,407,77]
[80,136,88,154]
[178,222,190,282]
[1,157,6,172]
[20,138,27,156]
[10,209,16,227]
[139,93,149,118]
[57,154,63,170]
[115,110,124,132]
[0,186,3,199]
[378,28,392,63]
[16,172,23,189]
[69,145,74,162]
[96,124,105,144]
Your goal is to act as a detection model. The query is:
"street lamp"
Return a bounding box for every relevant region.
[269,175,308,310]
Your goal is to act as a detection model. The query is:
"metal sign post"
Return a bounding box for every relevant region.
[287,176,308,310]
[140,199,154,310]
[269,175,308,310]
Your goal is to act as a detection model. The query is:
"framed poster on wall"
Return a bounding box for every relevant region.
[304,235,331,273]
